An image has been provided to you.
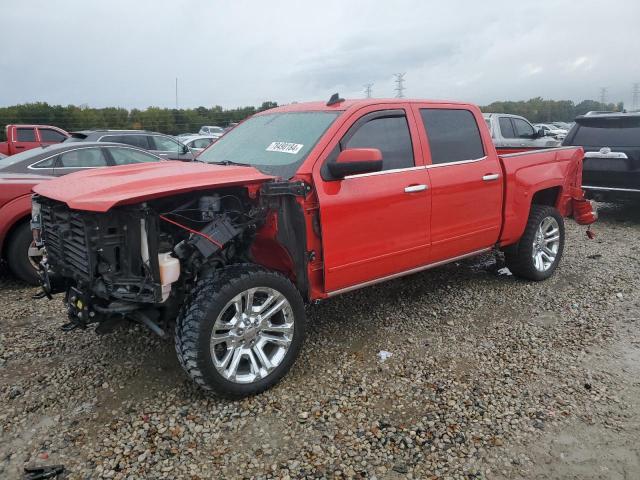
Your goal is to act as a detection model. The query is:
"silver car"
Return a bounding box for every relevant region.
[484,113,561,151]
[179,135,218,154]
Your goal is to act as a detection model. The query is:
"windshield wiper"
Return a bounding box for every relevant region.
[211,159,249,167]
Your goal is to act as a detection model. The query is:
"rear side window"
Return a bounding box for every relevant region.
[420,109,484,164]
[17,128,36,142]
[108,147,159,165]
[32,156,57,168]
[39,129,66,142]
[499,118,516,138]
[102,135,150,149]
[58,148,108,168]
[344,115,414,170]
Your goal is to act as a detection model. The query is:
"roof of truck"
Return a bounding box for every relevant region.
[265,98,473,114]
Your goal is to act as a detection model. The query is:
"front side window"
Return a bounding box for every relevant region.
[513,118,535,138]
[108,147,160,165]
[17,128,36,142]
[499,118,516,138]
[198,111,341,178]
[420,109,484,164]
[191,138,214,149]
[343,115,414,171]
[58,148,108,168]
[152,135,182,152]
[39,129,66,142]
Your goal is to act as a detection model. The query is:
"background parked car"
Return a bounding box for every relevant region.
[563,112,640,201]
[0,143,163,284]
[65,130,194,161]
[0,153,6,160]
[483,113,561,153]
[0,124,69,156]
[534,123,568,140]
[198,125,224,137]
[179,135,218,154]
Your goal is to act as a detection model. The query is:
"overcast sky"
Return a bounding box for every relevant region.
[1,0,639,109]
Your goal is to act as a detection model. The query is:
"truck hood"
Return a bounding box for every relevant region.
[33,161,276,212]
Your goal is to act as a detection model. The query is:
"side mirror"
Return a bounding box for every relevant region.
[535,128,546,138]
[182,144,190,154]
[328,148,383,179]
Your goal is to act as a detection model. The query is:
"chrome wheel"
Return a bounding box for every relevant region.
[209,287,294,384]
[532,216,560,272]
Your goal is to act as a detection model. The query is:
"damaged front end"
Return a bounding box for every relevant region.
[32,188,266,334]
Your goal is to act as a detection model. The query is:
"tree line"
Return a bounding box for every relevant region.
[0,97,624,141]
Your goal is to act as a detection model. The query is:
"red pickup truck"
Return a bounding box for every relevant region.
[32,97,595,398]
[0,125,69,156]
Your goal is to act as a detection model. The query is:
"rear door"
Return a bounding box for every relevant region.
[413,105,503,262]
[13,127,39,153]
[313,105,431,293]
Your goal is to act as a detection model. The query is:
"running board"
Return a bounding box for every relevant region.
[326,248,492,297]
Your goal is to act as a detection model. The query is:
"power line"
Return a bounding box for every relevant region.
[632,83,640,111]
[393,73,406,98]
[363,83,373,98]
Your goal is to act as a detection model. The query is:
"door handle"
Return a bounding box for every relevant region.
[482,174,500,181]
[404,184,427,193]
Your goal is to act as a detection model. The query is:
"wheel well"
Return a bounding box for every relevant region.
[531,187,561,207]
[2,216,30,259]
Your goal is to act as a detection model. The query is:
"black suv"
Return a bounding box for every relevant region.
[563,113,640,200]
[65,130,194,161]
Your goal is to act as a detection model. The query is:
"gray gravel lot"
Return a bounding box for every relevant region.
[1,201,639,479]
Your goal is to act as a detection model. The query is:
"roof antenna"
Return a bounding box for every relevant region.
[326,93,345,106]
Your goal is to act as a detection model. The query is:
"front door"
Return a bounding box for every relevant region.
[313,106,431,293]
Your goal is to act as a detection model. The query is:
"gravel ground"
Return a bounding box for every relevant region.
[1,201,639,479]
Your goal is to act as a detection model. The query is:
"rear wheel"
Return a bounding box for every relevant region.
[6,222,40,285]
[504,205,565,281]
[175,265,306,398]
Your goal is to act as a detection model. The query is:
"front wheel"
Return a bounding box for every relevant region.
[504,205,565,281]
[6,222,41,285]
[175,265,306,398]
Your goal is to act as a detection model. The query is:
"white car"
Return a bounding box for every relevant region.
[534,123,568,140]
[198,126,225,137]
[181,135,218,154]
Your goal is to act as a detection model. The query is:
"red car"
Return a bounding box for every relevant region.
[33,97,595,397]
[0,125,69,156]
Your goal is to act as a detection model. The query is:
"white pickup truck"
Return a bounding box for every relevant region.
[483,113,561,154]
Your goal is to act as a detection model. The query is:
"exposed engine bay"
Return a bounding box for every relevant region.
[31,182,309,335]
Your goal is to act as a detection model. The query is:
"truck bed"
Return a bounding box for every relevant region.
[498,146,584,246]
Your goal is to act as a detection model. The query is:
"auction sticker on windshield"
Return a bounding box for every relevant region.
[266,142,304,154]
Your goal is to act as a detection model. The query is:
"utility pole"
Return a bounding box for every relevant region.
[393,73,406,98]
[599,87,608,109]
[364,83,373,98]
[175,77,179,109]
[632,83,640,111]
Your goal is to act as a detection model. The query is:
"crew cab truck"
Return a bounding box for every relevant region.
[483,113,561,154]
[0,125,69,156]
[32,97,596,398]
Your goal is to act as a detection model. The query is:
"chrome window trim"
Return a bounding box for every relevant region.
[327,247,492,297]
[27,145,110,170]
[425,156,487,169]
[344,165,425,179]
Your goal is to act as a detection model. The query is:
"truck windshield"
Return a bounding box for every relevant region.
[571,118,640,147]
[198,111,341,178]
